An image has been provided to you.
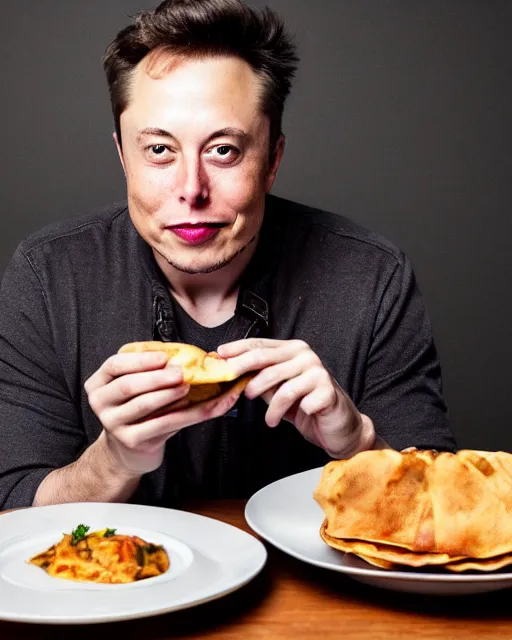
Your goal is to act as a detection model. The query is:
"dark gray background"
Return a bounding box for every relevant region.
[1,1,511,451]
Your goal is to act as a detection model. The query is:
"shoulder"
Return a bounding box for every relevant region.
[18,201,129,258]
[266,194,405,268]
[3,201,134,292]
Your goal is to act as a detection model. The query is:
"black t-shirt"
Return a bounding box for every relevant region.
[172,298,233,355]
[171,298,235,495]
[0,194,457,509]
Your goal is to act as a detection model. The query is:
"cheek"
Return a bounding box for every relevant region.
[214,165,266,211]
[126,167,167,218]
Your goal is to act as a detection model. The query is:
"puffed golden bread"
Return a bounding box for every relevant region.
[314,448,512,571]
[118,341,253,409]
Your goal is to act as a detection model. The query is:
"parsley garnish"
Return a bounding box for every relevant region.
[71,524,90,545]
[104,528,117,537]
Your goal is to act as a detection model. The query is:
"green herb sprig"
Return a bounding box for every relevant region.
[70,524,90,545]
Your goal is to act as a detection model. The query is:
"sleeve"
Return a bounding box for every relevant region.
[358,253,457,452]
[0,246,85,509]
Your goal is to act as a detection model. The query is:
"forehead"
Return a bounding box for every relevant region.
[124,53,265,129]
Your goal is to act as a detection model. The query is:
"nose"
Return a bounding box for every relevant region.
[175,155,209,207]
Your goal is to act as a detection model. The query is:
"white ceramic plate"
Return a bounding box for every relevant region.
[245,467,512,596]
[0,502,266,624]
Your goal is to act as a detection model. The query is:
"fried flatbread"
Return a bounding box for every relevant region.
[314,449,436,551]
[118,341,253,409]
[320,520,465,567]
[314,449,512,571]
[444,553,512,572]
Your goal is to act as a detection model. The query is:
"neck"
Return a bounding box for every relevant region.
[153,237,258,327]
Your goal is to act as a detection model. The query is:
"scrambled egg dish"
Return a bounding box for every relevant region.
[28,524,170,584]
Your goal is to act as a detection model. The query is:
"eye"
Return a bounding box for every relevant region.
[144,144,173,164]
[206,144,240,165]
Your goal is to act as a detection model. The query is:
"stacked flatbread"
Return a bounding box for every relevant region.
[313,448,512,572]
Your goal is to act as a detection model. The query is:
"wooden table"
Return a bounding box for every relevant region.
[1,501,511,639]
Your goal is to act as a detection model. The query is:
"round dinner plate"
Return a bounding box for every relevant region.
[0,502,267,624]
[245,467,512,596]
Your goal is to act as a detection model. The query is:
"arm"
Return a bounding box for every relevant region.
[0,246,90,509]
[359,253,456,452]
[0,247,169,508]
[0,247,244,509]
[218,337,388,459]
[0,248,140,508]
[33,432,140,506]
[217,254,454,458]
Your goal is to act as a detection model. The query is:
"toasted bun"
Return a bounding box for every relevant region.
[118,341,251,408]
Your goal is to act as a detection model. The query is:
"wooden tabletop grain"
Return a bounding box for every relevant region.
[1,500,511,639]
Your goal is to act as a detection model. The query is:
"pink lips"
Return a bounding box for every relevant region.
[169,225,222,245]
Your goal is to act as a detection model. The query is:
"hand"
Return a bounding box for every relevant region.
[217,339,376,458]
[84,351,243,475]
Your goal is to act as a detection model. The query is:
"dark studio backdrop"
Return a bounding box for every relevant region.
[1,1,511,451]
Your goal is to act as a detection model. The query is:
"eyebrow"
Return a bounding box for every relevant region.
[136,127,249,144]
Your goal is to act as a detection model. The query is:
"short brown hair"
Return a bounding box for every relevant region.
[103,0,299,154]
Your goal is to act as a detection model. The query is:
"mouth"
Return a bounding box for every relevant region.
[167,222,228,246]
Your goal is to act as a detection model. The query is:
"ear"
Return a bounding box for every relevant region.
[113,132,127,176]
[265,135,285,193]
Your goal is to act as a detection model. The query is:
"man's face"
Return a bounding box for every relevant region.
[117,54,283,275]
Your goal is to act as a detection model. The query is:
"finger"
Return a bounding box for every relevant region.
[114,383,245,450]
[260,385,280,405]
[102,383,191,428]
[176,376,249,424]
[299,386,338,417]
[300,392,362,457]
[88,366,184,413]
[226,341,315,377]
[84,352,169,393]
[265,368,334,427]
[217,337,291,358]
[244,353,313,400]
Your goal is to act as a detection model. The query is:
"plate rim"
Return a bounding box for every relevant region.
[244,466,512,585]
[0,502,268,625]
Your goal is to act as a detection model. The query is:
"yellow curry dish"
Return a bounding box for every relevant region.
[28,524,170,584]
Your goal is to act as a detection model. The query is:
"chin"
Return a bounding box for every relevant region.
[154,232,256,275]
[159,250,234,275]
[168,261,230,275]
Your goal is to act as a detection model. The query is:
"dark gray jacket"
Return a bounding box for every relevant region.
[0,195,456,509]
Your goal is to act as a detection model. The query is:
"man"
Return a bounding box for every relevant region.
[0,0,455,510]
